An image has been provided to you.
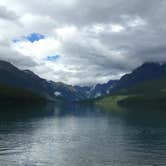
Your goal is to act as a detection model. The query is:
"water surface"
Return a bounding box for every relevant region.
[0,103,166,166]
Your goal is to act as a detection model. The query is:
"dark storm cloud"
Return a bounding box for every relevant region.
[0,5,18,21]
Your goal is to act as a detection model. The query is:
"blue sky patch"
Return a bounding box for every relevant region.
[13,33,45,43]
[46,55,60,61]
[26,33,45,42]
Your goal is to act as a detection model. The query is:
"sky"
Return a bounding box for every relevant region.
[0,0,166,85]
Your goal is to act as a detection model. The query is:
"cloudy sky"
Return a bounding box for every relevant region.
[0,0,166,85]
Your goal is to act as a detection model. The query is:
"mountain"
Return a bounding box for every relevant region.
[76,62,166,100]
[88,80,118,98]
[109,62,166,94]
[1,60,166,103]
[0,60,55,100]
[96,62,166,109]
[96,76,166,109]
[0,60,85,101]
[49,81,85,101]
[74,86,91,97]
[74,80,118,99]
[0,83,45,105]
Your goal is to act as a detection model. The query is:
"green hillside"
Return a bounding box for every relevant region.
[0,84,45,105]
[96,77,166,110]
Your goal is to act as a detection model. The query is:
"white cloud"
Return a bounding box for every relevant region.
[0,0,165,85]
[20,14,56,35]
[13,37,62,62]
[110,24,125,33]
[55,25,77,41]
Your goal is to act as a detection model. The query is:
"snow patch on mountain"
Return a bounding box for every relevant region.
[54,91,62,97]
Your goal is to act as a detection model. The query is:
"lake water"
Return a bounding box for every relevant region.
[0,103,166,166]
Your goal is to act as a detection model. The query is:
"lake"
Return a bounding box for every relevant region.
[0,103,166,166]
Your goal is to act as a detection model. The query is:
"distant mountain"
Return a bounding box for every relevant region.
[90,80,118,98]
[74,80,118,99]
[74,86,91,97]
[49,81,85,101]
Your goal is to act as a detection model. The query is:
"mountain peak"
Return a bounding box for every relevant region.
[0,60,19,72]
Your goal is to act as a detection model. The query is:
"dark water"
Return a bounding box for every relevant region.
[0,103,166,166]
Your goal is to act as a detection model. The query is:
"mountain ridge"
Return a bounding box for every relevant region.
[0,60,166,102]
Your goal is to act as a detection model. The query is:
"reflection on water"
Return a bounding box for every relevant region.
[0,103,166,166]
